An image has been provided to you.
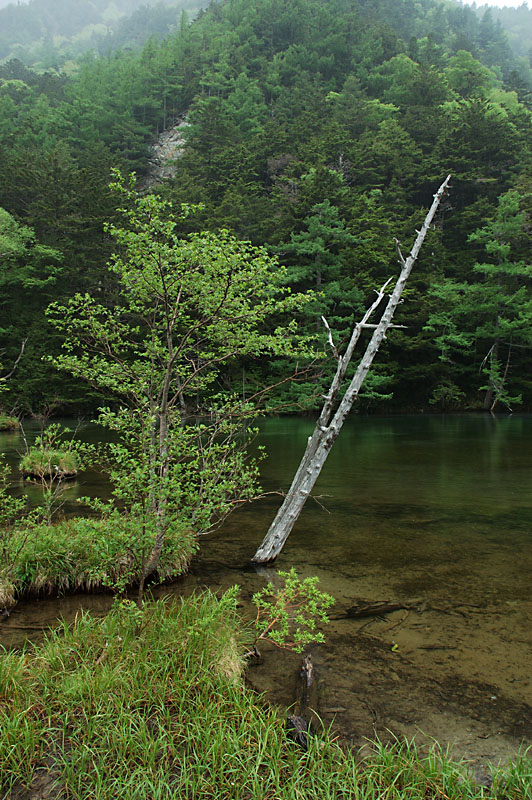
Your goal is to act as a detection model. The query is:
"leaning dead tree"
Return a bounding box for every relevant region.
[0,339,26,385]
[252,175,452,564]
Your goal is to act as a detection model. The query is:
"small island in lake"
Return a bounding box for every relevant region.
[19,448,79,481]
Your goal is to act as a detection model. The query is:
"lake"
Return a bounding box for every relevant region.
[2,413,532,770]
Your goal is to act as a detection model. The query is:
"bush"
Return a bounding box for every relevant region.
[0,414,19,431]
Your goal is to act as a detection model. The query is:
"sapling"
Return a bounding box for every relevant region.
[47,172,316,594]
[251,567,334,654]
[0,461,38,611]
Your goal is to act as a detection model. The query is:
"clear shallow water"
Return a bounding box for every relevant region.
[2,414,532,764]
[217,414,532,603]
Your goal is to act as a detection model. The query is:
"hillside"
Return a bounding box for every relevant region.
[0,0,207,66]
[479,2,532,61]
[1,0,532,413]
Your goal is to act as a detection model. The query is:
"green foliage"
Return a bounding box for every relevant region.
[0,457,33,611]
[1,0,532,411]
[19,448,78,479]
[1,513,196,611]
[18,422,95,524]
[0,207,61,290]
[252,567,334,653]
[0,461,27,542]
[47,174,314,586]
[0,414,19,431]
[445,50,498,99]
[0,205,74,412]
[425,189,532,410]
[0,593,530,798]
[429,380,466,411]
[479,350,522,414]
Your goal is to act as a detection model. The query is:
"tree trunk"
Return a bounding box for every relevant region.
[252,176,451,564]
[142,336,174,583]
[483,339,499,411]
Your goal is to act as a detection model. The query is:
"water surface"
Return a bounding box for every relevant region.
[2,414,532,767]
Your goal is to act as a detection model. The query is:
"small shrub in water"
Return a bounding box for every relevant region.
[252,567,334,652]
[19,447,79,479]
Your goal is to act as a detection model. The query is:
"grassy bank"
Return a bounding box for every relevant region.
[1,592,530,799]
[0,514,196,611]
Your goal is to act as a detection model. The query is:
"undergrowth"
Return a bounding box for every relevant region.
[0,414,19,432]
[0,592,530,799]
[0,514,196,610]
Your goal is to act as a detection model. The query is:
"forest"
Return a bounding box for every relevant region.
[1,0,532,416]
[2,3,532,797]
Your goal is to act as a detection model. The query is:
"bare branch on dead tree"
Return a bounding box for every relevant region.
[0,339,27,383]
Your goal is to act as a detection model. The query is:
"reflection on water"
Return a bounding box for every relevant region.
[2,414,532,761]
[217,414,532,602]
[3,412,532,612]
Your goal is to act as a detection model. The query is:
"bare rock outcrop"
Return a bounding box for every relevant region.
[143,115,189,189]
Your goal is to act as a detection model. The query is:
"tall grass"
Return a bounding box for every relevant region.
[19,447,78,479]
[1,514,196,610]
[0,414,19,432]
[1,591,530,799]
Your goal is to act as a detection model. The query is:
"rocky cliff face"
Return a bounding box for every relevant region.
[143,115,189,189]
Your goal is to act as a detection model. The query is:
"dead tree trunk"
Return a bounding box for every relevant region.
[252,176,451,564]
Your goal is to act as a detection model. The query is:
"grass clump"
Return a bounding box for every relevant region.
[1,592,531,799]
[0,574,15,611]
[19,447,79,480]
[0,414,19,432]
[0,513,196,610]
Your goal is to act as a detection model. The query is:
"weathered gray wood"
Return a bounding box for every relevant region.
[252,176,451,564]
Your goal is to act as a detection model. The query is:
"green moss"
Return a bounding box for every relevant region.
[19,448,79,479]
[1,514,196,609]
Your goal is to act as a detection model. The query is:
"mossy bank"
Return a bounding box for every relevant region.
[19,447,79,480]
[0,415,19,432]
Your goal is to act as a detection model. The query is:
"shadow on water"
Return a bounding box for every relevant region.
[2,414,532,767]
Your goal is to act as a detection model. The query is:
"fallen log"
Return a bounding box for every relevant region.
[337,599,476,620]
[344,600,417,619]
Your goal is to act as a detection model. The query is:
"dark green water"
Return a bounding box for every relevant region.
[209,413,532,603]
[2,414,532,761]
[2,412,532,623]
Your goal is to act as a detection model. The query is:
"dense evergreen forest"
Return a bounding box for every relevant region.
[1,0,532,414]
[484,3,532,63]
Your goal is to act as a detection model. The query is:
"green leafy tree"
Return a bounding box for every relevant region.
[468,190,532,410]
[444,50,497,100]
[282,198,360,328]
[0,207,63,410]
[48,172,313,598]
